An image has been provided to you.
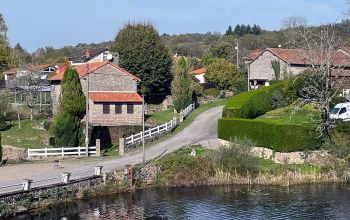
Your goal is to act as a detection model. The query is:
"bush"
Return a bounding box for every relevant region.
[203,88,220,97]
[222,82,284,119]
[218,118,322,152]
[210,138,259,175]
[43,120,52,131]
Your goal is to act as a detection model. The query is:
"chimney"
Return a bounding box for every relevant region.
[85,49,91,59]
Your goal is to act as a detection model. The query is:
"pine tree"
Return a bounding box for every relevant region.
[225,25,233,36]
[233,25,241,36]
[113,23,172,94]
[51,67,86,147]
[171,57,192,112]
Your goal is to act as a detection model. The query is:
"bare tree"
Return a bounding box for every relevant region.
[283,16,349,140]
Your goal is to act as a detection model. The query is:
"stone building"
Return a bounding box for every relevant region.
[190,67,207,84]
[49,61,142,126]
[247,48,350,90]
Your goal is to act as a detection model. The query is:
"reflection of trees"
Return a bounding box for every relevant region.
[25,184,350,219]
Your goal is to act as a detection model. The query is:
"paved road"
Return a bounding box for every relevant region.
[0,106,223,194]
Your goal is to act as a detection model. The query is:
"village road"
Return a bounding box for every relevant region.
[0,106,223,194]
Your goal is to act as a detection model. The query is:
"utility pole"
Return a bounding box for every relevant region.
[85,64,90,156]
[247,63,250,91]
[235,42,239,68]
[142,94,145,165]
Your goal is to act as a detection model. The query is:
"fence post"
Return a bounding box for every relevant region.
[61,147,64,156]
[61,172,71,184]
[22,179,32,191]
[28,148,30,158]
[96,139,101,157]
[157,125,160,133]
[131,134,134,144]
[119,138,125,156]
[78,146,81,156]
[45,148,47,157]
[94,166,103,176]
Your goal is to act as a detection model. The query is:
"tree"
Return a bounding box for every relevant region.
[233,25,241,36]
[225,25,234,36]
[205,58,243,91]
[0,90,11,129]
[0,13,10,77]
[51,68,85,147]
[171,57,192,112]
[113,23,172,94]
[283,16,347,140]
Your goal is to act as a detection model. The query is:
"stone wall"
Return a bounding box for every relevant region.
[2,145,27,162]
[80,64,137,94]
[50,82,61,115]
[89,100,143,126]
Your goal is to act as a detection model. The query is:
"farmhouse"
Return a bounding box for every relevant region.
[49,61,143,126]
[247,48,350,90]
[190,67,207,84]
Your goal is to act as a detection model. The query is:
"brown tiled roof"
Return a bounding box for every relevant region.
[88,92,143,103]
[246,49,263,61]
[190,67,207,75]
[48,61,141,82]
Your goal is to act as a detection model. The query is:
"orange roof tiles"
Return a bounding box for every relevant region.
[88,92,143,103]
[190,67,207,75]
[49,61,141,82]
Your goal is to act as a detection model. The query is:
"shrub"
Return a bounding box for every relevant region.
[271,90,288,110]
[210,138,259,175]
[222,82,284,119]
[43,120,52,131]
[203,88,220,97]
[218,118,322,152]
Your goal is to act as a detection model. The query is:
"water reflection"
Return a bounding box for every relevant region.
[17,184,350,220]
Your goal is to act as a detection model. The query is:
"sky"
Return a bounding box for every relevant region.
[0,0,347,52]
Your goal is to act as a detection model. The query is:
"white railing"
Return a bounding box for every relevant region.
[125,117,177,145]
[180,102,195,119]
[28,146,96,158]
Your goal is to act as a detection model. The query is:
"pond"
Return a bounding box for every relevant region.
[18,184,350,219]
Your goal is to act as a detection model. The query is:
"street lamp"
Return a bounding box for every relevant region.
[83,64,90,156]
[142,94,145,165]
[235,42,239,68]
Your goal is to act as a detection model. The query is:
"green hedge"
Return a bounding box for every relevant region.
[218,118,322,152]
[223,82,284,119]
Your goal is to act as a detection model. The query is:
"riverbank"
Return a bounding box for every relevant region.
[1,142,349,218]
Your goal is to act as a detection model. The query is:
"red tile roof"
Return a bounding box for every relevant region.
[49,61,141,81]
[190,67,207,75]
[246,49,263,61]
[89,92,143,103]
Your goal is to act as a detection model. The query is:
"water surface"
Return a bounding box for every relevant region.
[19,184,350,220]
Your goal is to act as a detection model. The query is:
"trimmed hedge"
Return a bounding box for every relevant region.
[223,82,284,119]
[218,118,322,152]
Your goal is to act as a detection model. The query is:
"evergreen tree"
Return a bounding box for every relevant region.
[233,25,241,35]
[0,14,10,77]
[113,23,172,94]
[252,24,262,35]
[171,57,192,112]
[246,25,252,34]
[225,25,233,36]
[51,67,86,147]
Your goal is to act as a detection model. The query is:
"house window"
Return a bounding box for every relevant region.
[127,103,134,114]
[115,103,122,114]
[103,104,110,114]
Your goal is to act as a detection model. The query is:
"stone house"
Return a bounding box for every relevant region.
[247,48,350,90]
[66,48,119,66]
[49,61,143,126]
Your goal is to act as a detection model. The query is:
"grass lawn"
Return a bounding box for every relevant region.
[1,119,51,149]
[258,159,321,175]
[146,107,177,125]
[257,104,320,125]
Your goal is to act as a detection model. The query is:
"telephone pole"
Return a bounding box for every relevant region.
[85,64,90,156]
[142,94,145,165]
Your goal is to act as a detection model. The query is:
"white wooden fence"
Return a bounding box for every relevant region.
[125,117,177,145]
[180,102,195,119]
[28,146,96,158]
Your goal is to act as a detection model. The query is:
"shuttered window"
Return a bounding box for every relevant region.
[103,104,110,114]
[115,103,122,114]
[127,103,134,114]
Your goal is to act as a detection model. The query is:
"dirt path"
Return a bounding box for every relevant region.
[0,106,223,194]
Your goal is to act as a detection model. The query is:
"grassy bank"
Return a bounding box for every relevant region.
[1,119,51,149]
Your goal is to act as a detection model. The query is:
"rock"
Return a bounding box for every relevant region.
[2,145,27,162]
[14,206,28,215]
[190,148,196,157]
